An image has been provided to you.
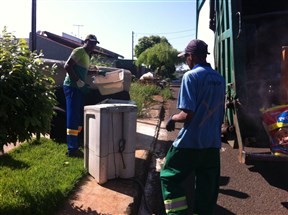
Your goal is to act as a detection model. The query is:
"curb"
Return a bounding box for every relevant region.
[134,102,165,214]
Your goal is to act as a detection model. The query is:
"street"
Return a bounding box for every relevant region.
[140,86,288,215]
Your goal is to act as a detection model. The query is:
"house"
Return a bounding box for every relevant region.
[30,31,124,64]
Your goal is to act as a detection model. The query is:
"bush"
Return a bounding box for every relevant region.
[130,81,172,117]
[160,86,173,101]
[0,28,57,149]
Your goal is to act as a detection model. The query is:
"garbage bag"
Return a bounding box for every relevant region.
[262,105,288,156]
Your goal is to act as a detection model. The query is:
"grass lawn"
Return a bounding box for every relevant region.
[0,138,86,215]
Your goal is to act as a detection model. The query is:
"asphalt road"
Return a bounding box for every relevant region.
[141,86,288,215]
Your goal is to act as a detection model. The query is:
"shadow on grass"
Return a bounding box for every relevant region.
[1,189,75,215]
[0,154,29,169]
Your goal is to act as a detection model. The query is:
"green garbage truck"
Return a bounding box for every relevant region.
[195,0,288,162]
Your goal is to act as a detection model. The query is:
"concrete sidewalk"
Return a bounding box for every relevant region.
[56,105,163,215]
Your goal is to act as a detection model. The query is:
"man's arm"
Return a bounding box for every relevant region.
[171,109,193,123]
[64,58,85,88]
[64,58,79,82]
[166,109,193,132]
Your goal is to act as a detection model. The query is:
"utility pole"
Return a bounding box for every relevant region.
[73,24,84,38]
[132,31,134,60]
[31,0,36,52]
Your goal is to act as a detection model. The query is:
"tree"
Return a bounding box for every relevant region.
[136,42,181,78]
[0,28,57,150]
[134,35,170,58]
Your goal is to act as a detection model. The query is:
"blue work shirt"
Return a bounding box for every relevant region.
[173,63,225,149]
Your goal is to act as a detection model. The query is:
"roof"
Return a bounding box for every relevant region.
[37,31,124,59]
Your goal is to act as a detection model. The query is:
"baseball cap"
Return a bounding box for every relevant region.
[178,39,210,57]
[85,34,100,44]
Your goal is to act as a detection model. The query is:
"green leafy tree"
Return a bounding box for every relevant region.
[0,28,57,150]
[136,42,180,78]
[90,47,114,67]
[134,35,170,58]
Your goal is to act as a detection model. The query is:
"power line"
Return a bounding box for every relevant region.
[47,0,196,2]
[136,28,195,35]
[134,32,195,41]
[168,34,195,40]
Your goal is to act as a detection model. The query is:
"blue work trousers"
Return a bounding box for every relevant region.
[63,85,84,153]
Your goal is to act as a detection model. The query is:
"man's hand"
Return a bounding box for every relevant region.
[166,115,175,132]
[91,76,97,84]
[76,79,85,88]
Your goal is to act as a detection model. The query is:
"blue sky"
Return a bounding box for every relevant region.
[1,0,196,59]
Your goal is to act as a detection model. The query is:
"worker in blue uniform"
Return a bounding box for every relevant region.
[160,39,225,214]
[63,34,99,157]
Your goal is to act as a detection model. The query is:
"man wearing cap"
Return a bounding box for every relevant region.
[63,34,99,157]
[160,39,225,214]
